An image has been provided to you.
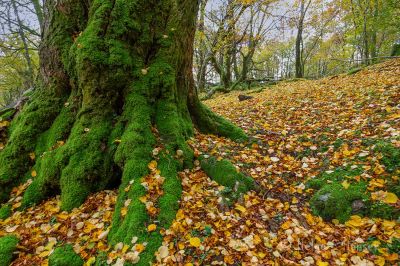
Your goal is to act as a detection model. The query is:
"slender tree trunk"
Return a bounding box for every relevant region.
[31,0,44,33]
[295,0,309,78]
[0,0,251,264]
[196,0,208,92]
[11,0,34,85]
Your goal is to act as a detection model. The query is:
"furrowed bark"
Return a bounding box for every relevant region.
[0,0,253,264]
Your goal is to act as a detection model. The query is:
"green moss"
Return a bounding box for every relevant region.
[48,244,83,266]
[0,90,66,203]
[388,183,400,198]
[156,99,194,168]
[347,67,364,75]
[200,155,255,199]
[0,204,11,220]
[157,154,182,229]
[94,252,108,266]
[109,90,155,245]
[0,235,19,266]
[391,43,400,56]
[369,202,400,220]
[59,110,115,211]
[374,141,400,173]
[22,96,78,208]
[310,182,368,223]
[0,109,15,121]
[306,165,363,190]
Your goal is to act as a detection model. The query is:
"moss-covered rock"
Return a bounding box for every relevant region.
[0,204,11,220]
[0,235,19,266]
[310,182,369,223]
[391,43,400,56]
[369,201,400,220]
[48,244,83,266]
[347,67,364,75]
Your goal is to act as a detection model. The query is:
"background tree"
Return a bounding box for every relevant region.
[0,0,42,106]
[0,0,254,264]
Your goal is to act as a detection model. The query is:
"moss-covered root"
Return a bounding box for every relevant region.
[199,155,256,202]
[22,100,77,208]
[59,111,116,211]
[0,204,12,220]
[0,91,65,203]
[109,92,156,244]
[49,244,84,266]
[0,235,19,266]
[190,101,247,142]
[132,154,182,266]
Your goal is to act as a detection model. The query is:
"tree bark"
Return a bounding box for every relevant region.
[10,0,34,86]
[0,0,251,264]
[295,0,311,78]
[31,0,44,33]
[196,0,208,92]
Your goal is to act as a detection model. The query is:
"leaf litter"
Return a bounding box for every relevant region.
[1,59,400,265]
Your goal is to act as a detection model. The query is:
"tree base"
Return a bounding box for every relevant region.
[0,86,252,265]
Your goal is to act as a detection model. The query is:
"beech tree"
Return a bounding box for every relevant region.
[0,0,255,263]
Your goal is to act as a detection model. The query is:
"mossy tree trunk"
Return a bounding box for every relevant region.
[0,0,250,264]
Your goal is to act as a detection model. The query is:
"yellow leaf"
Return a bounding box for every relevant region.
[135,243,146,253]
[29,152,35,160]
[122,244,130,253]
[57,213,69,220]
[44,241,57,251]
[382,220,396,230]
[189,237,201,247]
[176,209,185,220]
[374,256,385,266]
[147,224,157,232]
[0,120,10,127]
[341,180,350,189]
[31,170,37,177]
[383,192,398,204]
[84,257,96,266]
[148,160,157,170]
[281,221,291,230]
[317,261,329,266]
[235,204,246,213]
[345,215,364,227]
[374,164,385,175]
[258,252,266,259]
[39,250,51,258]
[12,202,21,209]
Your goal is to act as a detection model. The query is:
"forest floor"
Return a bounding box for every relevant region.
[0,59,399,266]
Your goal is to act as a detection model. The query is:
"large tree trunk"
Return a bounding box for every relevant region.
[0,0,251,264]
[195,0,208,93]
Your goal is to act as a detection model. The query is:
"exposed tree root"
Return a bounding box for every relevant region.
[190,101,248,142]
[0,91,67,202]
[200,155,256,204]
[0,89,254,265]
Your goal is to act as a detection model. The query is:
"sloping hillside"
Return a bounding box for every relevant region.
[1,60,399,265]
